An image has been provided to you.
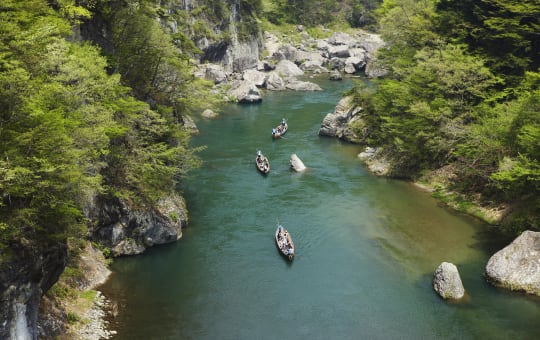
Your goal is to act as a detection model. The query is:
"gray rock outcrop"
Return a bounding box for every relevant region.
[90,194,188,257]
[433,262,465,300]
[181,115,199,134]
[485,230,540,295]
[318,96,363,143]
[357,147,392,176]
[204,64,228,84]
[1,241,67,340]
[242,69,268,87]
[265,72,285,91]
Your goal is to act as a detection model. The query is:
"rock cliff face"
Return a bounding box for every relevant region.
[0,242,67,340]
[318,96,365,143]
[88,194,188,257]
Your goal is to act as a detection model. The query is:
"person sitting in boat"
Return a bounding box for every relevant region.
[272,128,277,136]
[281,118,286,126]
[257,150,262,162]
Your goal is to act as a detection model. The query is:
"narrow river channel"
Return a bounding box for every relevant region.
[100,77,540,339]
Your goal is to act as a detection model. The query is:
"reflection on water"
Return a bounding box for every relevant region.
[100,77,540,340]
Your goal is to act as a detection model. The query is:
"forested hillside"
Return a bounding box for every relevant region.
[0,0,209,261]
[347,0,540,231]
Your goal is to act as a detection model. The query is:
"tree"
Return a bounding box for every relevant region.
[370,43,499,175]
[436,0,540,86]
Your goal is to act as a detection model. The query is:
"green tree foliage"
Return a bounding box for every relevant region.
[268,0,381,28]
[375,0,440,71]
[350,0,539,230]
[0,0,205,254]
[490,74,540,196]
[436,0,540,86]
[347,0,383,29]
[94,0,219,113]
[0,1,109,248]
[370,44,499,174]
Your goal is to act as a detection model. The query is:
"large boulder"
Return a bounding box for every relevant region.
[328,45,350,58]
[229,80,263,103]
[204,64,228,84]
[242,69,268,87]
[300,60,328,74]
[345,56,366,70]
[433,262,465,300]
[285,80,322,91]
[485,230,540,295]
[275,60,304,77]
[356,32,386,55]
[365,61,388,78]
[265,72,286,91]
[271,44,299,62]
[328,32,354,46]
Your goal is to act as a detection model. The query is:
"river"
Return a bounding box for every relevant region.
[100,77,540,339]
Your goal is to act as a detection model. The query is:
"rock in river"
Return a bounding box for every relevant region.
[485,230,540,295]
[433,262,465,300]
[290,154,306,172]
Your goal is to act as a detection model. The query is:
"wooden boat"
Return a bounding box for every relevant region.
[256,150,270,174]
[272,119,288,139]
[275,224,295,261]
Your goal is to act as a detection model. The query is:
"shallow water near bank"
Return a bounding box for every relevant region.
[100,77,540,339]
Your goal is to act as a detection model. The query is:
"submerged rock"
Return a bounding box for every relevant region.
[485,230,540,295]
[433,262,465,300]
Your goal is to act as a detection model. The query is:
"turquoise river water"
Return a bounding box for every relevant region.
[100,77,540,339]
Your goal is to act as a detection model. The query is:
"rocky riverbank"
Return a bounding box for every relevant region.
[37,244,114,339]
[194,28,385,105]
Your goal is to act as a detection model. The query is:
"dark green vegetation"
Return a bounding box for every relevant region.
[348,0,540,232]
[0,0,209,259]
[265,0,382,29]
